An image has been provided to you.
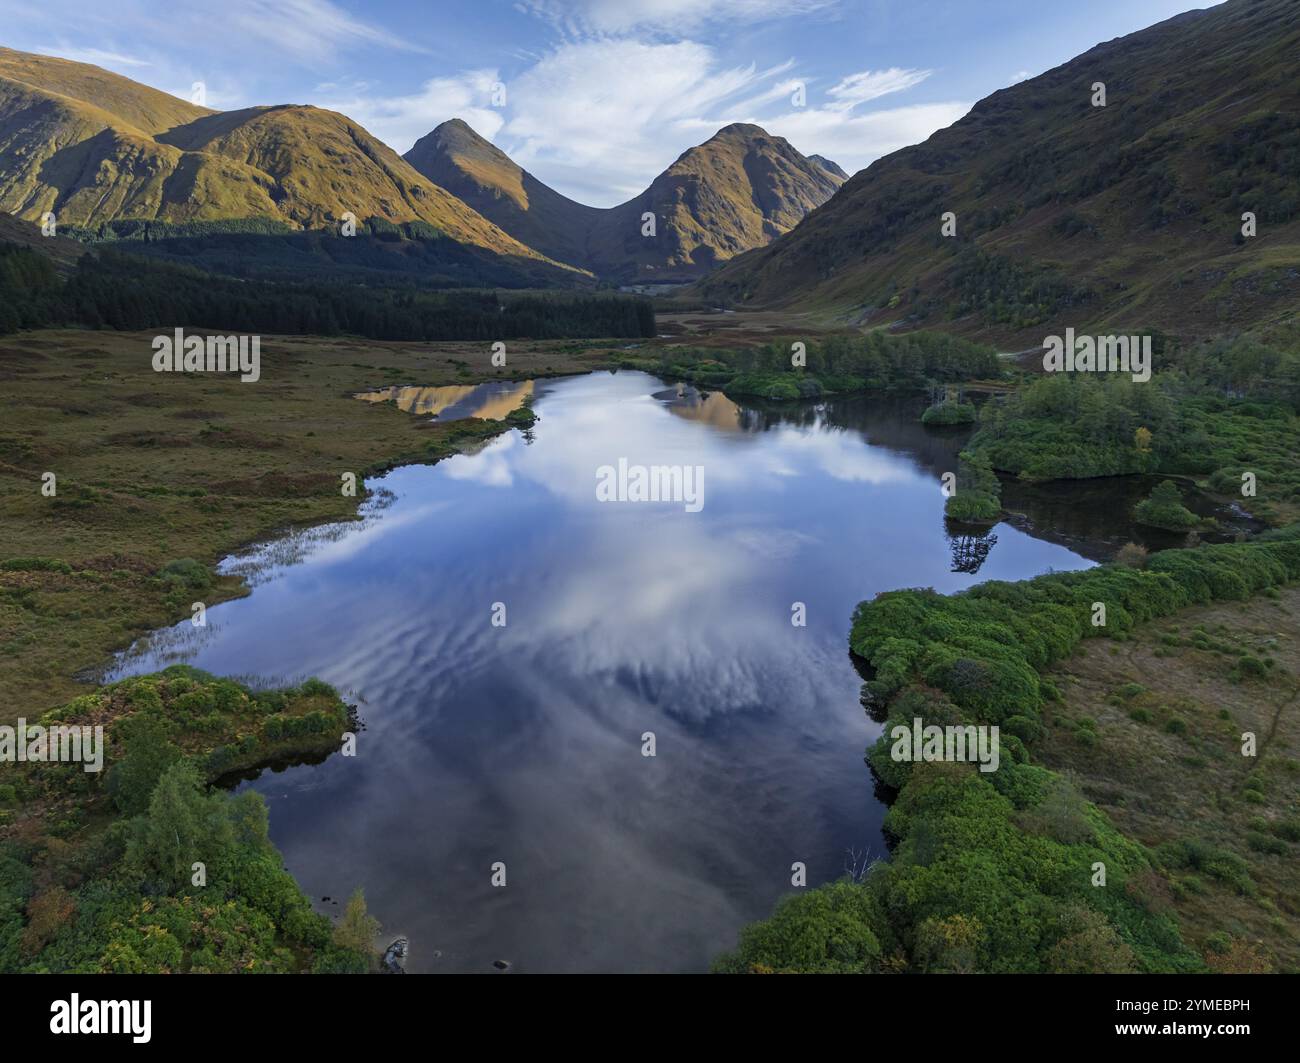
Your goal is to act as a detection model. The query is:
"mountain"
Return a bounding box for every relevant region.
[696,0,1300,342]
[404,117,598,270]
[0,47,581,280]
[808,155,849,180]
[0,210,87,273]
[405,120,845,282]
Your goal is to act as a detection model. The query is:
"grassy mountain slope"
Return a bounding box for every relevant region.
[405,120,845,282]
[0,48,582,280]
[0,210,86,272]
[697,0,1300,343]
[405,117,599,269]
[0,46,211,135]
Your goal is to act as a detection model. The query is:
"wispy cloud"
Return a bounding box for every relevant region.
[222,0,431,63]
[491,44,962,203]
[340,34,963,204]
[495,39,781,204]
[5,0,427,68]
[34,45,150,68]
[825,67,932,110]
[322,71,506,154]
[6,0,964,205]
[518,0,838,37]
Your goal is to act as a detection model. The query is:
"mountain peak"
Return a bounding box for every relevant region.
[0,46,576,274]
[808,154,849,180]
[712,122,772,141]
[403,116,843,283]
[433,117,485,139]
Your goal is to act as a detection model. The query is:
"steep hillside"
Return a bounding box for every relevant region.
[405,117,598,268]
[0,48,581,279]
[697,0,1300,343]
[405,120,845,282]
[0,210,87,272]
[0,46,211,134]
[808,154,850,180]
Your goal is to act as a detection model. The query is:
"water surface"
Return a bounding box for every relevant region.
[354,380,534,421]
[111,371,1127,972]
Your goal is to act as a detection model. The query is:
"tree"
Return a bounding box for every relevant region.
[1045,905,1136,973]
[914,913,982,973]
[107,713,180,816]
[123,760,233,889]
[712,881,883,973]
[333,888,380,969]
[1134,479,1199,532]
[20,887,76,958]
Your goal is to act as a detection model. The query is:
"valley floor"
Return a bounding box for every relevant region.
[1040,586,1300,971]
[0,329,620,722]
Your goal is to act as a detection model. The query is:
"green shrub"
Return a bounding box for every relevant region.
[1134,481,1199,532]
[922,401,977,426]
[158,558,213,592]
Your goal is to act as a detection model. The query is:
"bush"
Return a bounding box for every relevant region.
[922,401,977,426]
[1116,543,1149,568]
[1,557,73,574]
[1134,481,1199,532]
[945,451,1002,524]
[158,558,213,592]
[713,880,884,973]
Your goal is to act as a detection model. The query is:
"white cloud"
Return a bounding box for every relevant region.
[519,0,837,37]
[6,0,424,69]
[740,101,972,177]
[321,70,506,154]
[496,39,778,204]
[34,45,150,68]
[825,67,932,110]
[9,0,963,205]
[487,41,966,200]
[219,0,429,63]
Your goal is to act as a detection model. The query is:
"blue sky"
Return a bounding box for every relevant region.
[1,0,1213,206]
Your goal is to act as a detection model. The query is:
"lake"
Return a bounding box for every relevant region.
[107,370,1212,972]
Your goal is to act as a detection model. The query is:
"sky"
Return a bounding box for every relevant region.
[0,0,1214,207]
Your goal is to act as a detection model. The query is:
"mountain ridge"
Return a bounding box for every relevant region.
[695,0,1300,342]
[0,48,583,280]
[404,117,845,282]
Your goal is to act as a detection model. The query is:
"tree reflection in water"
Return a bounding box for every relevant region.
[948,529,998,574]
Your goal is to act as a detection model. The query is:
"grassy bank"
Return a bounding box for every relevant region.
[716,529,1300,973]
[964,350,1300,525]
[1037,585,1300,971]
[1,667,375,973]
[617,329,1004,401]
[0,328,613,722]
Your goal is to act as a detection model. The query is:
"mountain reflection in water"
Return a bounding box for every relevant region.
[104,371,1237,972]
[355,380,535,422]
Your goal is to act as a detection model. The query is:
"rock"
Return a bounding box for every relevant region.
[493,959,511,971]
[381,936,409,974]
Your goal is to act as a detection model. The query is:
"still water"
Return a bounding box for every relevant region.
[109,370,1151,972]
